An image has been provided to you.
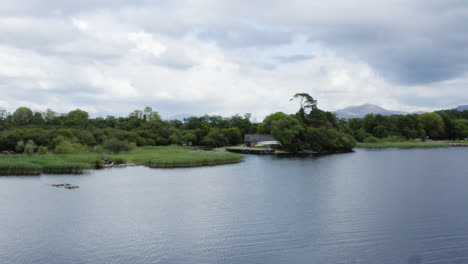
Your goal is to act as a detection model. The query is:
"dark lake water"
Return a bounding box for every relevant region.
[1,148,468,264]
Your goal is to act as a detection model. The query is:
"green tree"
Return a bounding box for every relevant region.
[262,112,289,134]
[223,128,242,145]
[12,107,33,125]
[129,110,143,119]
[43,109,58,122]
[419,113,445,139]
[31,112,44,125]
[452,119,468,139]
[201,128,228,147]
[270,114,304,152]
[290,93,318,112]
[303,127,356,152]
[143,107,162,122]
[353,128,371,142]
[66,109,89,127]
[0,108,8,121]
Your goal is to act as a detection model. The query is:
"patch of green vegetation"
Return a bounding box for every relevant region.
[357,142,450,148]
[450,140,468,144]
[110,146,244,168]
[0,146,243,175]
[0,153,102,175]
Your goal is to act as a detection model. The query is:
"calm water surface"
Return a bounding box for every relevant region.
[1,148,468,264]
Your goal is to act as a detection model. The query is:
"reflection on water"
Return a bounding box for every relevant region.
[1,148,468,264]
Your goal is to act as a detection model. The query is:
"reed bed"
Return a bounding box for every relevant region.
[0,161,42,175]
[0,146,243,175]
[110,146,244,168]
[0,153,102,175]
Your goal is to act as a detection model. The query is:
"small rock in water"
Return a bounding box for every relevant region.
[50,183,79,189]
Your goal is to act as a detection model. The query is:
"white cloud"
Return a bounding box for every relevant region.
[71,17,89,32]
[0,0,467,119]
[128,31,167,57]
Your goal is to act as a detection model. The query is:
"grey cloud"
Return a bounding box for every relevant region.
[0,0,171,15]
[1,0,468,115]
[398,94,467,109]
[306,18,468,84]
[198,26,293,49]
[274,54,314,64]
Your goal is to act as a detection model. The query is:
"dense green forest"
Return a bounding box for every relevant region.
[0,94,356,154]
[0,93,466,154]
[342,109,468,143]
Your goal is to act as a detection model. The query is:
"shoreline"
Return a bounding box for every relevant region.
[103,159,243,169]
[0,146,244,176]
[356,142,452,148]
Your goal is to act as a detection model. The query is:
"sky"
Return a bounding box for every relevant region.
[0,0,467,119]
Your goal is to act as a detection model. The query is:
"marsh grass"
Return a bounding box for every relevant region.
[0,146,243,175]
[357,142,450,148]
[110,146,244,168]
[0,153,102,175]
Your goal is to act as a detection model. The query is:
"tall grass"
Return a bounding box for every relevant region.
[0,146,243,175]
[357,142,450,148]
[110,146,244,168]
[0,161,42,175]
[0,153,102,175]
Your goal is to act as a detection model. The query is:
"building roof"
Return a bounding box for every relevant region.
[244,134,276,142]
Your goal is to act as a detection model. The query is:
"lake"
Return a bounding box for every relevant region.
[1,148,468,264]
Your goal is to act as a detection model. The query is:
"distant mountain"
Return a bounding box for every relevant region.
[333,104,407,119]
[457,105,468,111]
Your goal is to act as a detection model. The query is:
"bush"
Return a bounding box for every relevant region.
[381,135,407,142]
[93,145,103,153]
[110,157,127,164]
[101,138,135,153]
[55,141,82,154]
[15,140,24,153]
[37,146,48,154]
[353,128,371,142]
[363,136,380,143]
[24,140,37,154]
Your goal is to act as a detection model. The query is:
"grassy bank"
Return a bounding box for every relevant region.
[0,146,244,175]
[357,142,450,148]
[0,153,102,175]
[109,146,244,168]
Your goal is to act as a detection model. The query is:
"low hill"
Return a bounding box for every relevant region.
[333,104,406,118]
[457,105,468,111]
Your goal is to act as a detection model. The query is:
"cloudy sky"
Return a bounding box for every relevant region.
[1,0,467,118]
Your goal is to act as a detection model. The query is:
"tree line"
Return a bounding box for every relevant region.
[0,106,257,153]
[1,94,466,154]
[342,109,468,142]
[0,94,358,154]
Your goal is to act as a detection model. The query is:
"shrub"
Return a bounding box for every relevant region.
[37,146,48,154]
[15,140,24,153]
[93,145,103,153]
[101,138,135,153]
[363,136,380,143]
[24,140,37,154]
[381,135,407,142]
[110,157,127,164]
[55,141,79,154]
